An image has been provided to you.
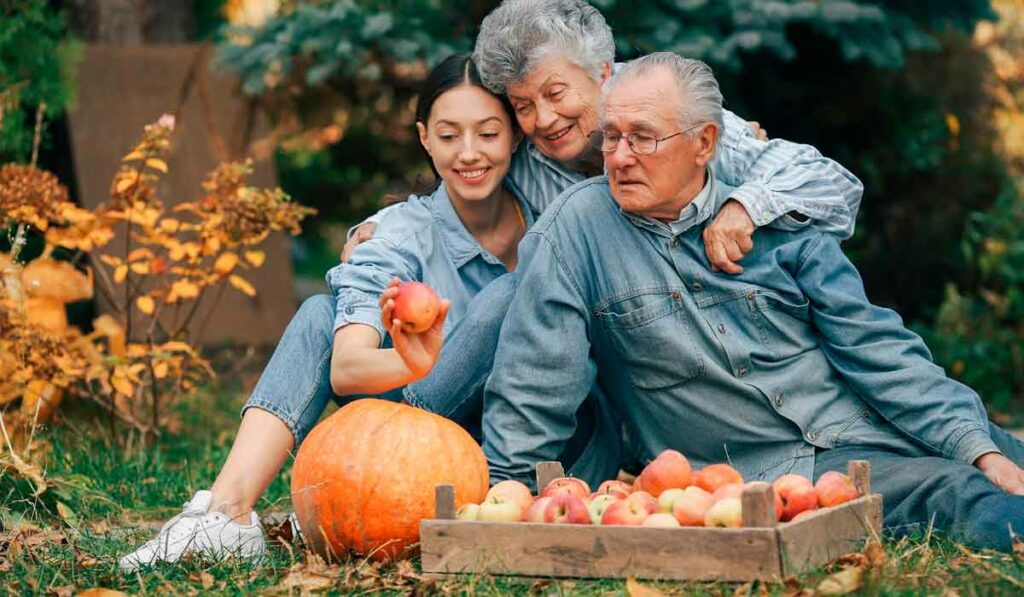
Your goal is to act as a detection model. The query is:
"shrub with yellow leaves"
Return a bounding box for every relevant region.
[0,113,314,467]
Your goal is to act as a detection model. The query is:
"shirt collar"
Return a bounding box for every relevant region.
[431,181,533,269]
[622,167,718,236]
[525,140,588,185]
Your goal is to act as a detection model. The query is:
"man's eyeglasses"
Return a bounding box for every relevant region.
[588,121,707,156]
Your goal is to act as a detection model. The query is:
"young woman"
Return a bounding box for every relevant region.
[118,53,611,572]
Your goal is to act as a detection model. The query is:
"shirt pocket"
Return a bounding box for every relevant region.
[595,287,705,391]
[747,290,818,361]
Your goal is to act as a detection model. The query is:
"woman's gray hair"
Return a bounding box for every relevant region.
[473,0,615,94]
[604,52,724,140]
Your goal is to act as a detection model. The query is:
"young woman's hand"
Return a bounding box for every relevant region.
[379,278,450,379]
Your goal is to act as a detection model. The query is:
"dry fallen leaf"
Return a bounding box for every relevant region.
[865,540,887,568]
[626,577,667,597]
[77,590,129,597]
[816,566,864,595]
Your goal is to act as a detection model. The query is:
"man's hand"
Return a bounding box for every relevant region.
[748,121,768,141]
[341,222,378,262]
[703,199,755,274]
[975,452,1024,495]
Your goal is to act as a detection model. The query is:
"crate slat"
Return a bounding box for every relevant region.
[776,494,882,575]
[421,521,782,581]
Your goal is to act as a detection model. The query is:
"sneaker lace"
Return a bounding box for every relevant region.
[138,500,206,552]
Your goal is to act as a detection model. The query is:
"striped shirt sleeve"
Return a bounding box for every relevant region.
[713,109,863,240]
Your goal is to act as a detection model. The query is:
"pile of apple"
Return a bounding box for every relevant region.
[456,450,860,528]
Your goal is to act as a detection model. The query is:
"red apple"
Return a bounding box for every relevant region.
[638,450,693,497]
[693,464,744,494]
[671,486,716,526]
[642,513,681,528]
[704,497,743,528]
[540,477,591,500]
[656,488,688,513]
[601,498,650,526]
[542,495,591,524]
[790,510,818,522]
[815,471,860,507]
[526,496,554,523]
[712,482,746,502]
[486,480,534,521]
[596,479,633,499]
[392,281,441,333]
[586,494,621,525]
[477,495,522,522]
[772,474,818,521]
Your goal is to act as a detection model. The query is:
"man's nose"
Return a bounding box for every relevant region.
[605,137,635,169]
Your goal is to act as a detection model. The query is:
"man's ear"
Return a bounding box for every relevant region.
[599,61,613,85]
[695,123,719,167]
[416,121,431,156]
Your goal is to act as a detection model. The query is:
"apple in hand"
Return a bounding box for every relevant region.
[586,494,620,525]
[638,449,693,497]
[772,474,818,521]
[540,477,591,500]
[693,463,744,494]
[543,494,591,524]
[486,480,534,521]
[477,495,523,522]
[704,497,743,528]
[642,513,681,528]
[456,503,480,521]
[671,486,716,526]
[392,281,441,333]
[815,471,860,507]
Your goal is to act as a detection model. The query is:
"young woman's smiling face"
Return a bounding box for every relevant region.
[417,84,517,203]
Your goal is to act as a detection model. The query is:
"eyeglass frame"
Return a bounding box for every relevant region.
[589,121,708,156]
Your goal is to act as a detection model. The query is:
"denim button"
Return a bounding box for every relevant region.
[670,237,678,247]
[671,291,681,300]
[344,306,355,315]
[747,293,755,301]
[717,323,726,334]
[807,430,818,441]
[774,393,783,407]
[691,282,703,292]
[737,366,748,377]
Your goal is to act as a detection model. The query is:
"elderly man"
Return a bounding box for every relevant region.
[482,52,1024,552]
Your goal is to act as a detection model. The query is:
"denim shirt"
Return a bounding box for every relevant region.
[357,108,864,239]
[482,174,999,485]
[326,182,535,341]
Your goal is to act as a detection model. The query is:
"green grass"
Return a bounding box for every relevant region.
[2,376,1023,595]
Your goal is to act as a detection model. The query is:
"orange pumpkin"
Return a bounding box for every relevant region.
[291,398,488,561]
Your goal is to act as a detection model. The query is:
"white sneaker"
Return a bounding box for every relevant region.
[119,490,266,572]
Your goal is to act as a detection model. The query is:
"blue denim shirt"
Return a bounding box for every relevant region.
[483,173,999,485]
[357,108,864,240]
[326,182,535,341]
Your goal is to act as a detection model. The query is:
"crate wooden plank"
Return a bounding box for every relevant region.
[776,494,882,574]
[420,521,783,582]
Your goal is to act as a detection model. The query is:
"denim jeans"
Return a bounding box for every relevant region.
[242,273,617,484]
[814,421,1024,552]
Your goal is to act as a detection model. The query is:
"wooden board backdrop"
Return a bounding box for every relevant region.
[68,44,298,345]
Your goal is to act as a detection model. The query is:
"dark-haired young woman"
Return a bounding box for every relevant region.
[118,54,614,571]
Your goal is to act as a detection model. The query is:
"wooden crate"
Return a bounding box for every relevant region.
[420,460,882,582]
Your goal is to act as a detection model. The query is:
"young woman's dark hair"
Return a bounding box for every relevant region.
[414,53,519,185]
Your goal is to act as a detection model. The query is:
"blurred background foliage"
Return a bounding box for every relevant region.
[2,0,1023,417]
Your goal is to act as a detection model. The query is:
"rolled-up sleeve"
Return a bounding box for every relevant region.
[795,234,999,464]
[325,237,419,343]
[713,109,863,240]
[483,232,596,486]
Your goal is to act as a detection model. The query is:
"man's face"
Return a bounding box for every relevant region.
[602,68,717,221]
[505,54,607,167]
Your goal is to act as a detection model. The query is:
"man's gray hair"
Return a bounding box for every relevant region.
[473,0,615,94]
[605,52,725,140]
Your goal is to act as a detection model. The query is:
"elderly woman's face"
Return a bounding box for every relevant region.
[505,55,606,167]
